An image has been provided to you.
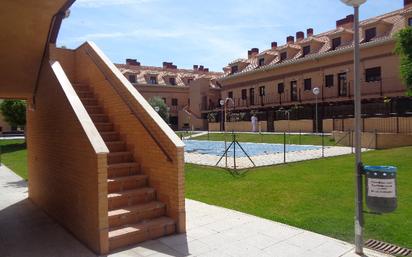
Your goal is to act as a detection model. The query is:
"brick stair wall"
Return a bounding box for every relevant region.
[74,83,176,251]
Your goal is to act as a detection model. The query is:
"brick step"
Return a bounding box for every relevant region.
[108,174,147,193]
[108,187,155,210]
[85,105,103,114]
[108,162,140,178]
[72,84,91,92]
[90,114,109,123]
[77,91,94,98]
[106,141,126,152]
[108,151,133,164]
[79,97,99,106]
[100,131,119,142]
[108,201,166,228]
[108,217,175,251]
[94,122,114,132]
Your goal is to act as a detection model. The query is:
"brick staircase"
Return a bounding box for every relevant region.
[73,83,176,251]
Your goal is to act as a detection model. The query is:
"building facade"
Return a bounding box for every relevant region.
[116,61,222,130]
[206,1,412,132]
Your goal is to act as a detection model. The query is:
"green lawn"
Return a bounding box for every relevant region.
[186,147,412,248]
[193,132,338,146]
[2,138,411,248]
[0,139,27,179]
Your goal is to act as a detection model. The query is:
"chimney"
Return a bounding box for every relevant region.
[405,0,412,7]
[193,65,198,70]
[307,28,314,37]
[163,62,176,69]
[247,50,252,58]
[296,31,304,42]
[271,41,278,49]
[126,58,140,66]
[248,48,259,58]
[336,14,354,29]
[287,36,295,44]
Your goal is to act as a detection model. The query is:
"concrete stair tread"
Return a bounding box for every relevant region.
[108,162,138,169]
[108,187,155,199]
[108,174,146,183]
[108,201,165,217]
[108,217,175,239]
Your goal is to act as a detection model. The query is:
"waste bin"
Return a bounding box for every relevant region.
[364,165,397,213]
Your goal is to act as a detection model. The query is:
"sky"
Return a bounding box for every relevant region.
[58,0,404,72]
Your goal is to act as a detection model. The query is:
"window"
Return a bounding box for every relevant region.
[258,58,265,66]
[228,91,233,99]
[290,81,298,101]
[231,66,238,74]
[338,73,347,96]
[241,89,247,100]
[128,74,136,83]
[365,67,381,82]
[277,83,284,94]
[172,98,178,106]
[162,97,167,103]
[304,78,312,91]
[332,37,341,50]
[149,76,157,84]
[365,27,376,42]
[325,74,334,88]
[408,17,412,26]
[169,77,176,85]
[280,52,287,61]
[259,86,265,96]
[302,46,311,57]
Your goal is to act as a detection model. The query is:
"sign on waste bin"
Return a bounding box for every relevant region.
[364,165,397,213]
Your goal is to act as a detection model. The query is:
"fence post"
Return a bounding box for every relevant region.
[299,130,302,145]
[322,132,325,158]
[207,129,210,140]
[375,129,378,149]
[233,133,236,171]
[283,132,286,163]
[350,130,354,154]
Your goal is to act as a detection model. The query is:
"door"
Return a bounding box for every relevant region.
[338,73,347,96]
[249,88,255,105]
[169,116,178,131]
[290,81,298,101]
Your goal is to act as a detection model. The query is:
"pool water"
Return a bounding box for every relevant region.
[184,140,321,157]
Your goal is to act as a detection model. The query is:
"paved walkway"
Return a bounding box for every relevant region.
[0,165,390,257]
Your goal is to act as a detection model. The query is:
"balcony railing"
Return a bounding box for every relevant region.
[201,77,405,111]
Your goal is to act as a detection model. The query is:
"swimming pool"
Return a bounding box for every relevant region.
[184,140,321,157]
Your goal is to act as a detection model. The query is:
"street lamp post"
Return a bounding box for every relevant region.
[340,0,366,255]
[312,87,320,134]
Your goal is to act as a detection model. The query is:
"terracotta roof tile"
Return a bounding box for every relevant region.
[222,7,408,79]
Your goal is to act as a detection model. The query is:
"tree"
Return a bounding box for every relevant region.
[148,97,169,123]
[395,27,412,95]
[0,100,26,129]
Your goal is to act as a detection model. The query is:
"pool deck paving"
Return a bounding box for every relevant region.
[0,164,391,257]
